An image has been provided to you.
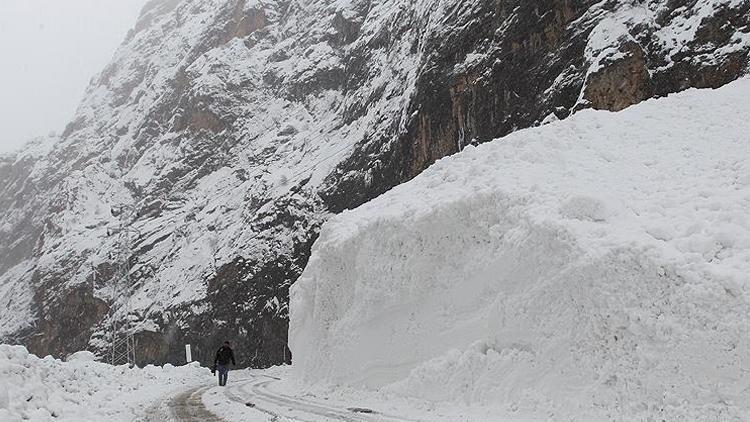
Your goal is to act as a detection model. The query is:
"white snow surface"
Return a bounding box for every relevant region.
[0,344,210,421]
[290,79,750,421]
[202,366,539,422]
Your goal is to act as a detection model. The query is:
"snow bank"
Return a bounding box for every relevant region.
[290,79,750,420]
[0,344,209,421]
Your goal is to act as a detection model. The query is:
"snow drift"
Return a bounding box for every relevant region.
[0,345,208,421]
[290,79,750,420]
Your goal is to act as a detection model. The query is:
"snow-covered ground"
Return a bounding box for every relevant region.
[0,345,210,421]
[290,78,750,421]
[203,366,533,422]
[0,346,524,422]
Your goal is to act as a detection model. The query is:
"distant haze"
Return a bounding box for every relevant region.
[0,0,149,154]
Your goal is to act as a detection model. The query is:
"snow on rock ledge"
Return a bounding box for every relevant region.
[290,79,750,420]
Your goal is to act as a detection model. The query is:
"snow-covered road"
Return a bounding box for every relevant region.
[231,376,421,422]
[162,374,421,422]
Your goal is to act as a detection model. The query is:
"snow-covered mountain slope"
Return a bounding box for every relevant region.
[1,0,749,365]
[290,79,750,420]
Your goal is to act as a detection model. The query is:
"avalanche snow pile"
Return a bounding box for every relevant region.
[0,344,209,421]
[290,79,750,420]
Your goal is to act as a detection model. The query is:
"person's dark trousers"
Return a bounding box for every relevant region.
[217,365,229,386]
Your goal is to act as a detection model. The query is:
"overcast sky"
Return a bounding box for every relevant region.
[0,0,149,154]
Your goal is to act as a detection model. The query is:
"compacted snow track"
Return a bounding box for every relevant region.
[141,385,222,422]
[171,386,224,422]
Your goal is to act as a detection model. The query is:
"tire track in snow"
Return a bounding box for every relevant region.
[222,375,423,422]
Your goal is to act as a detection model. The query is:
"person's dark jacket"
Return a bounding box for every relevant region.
[214,346,236,367]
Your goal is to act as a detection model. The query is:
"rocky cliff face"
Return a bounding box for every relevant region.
[1,0,748,367]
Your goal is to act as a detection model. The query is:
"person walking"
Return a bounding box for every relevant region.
[212,341,236,386]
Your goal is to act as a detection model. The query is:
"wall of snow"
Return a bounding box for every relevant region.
[0,345,209,421]
[289,79,750,420]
